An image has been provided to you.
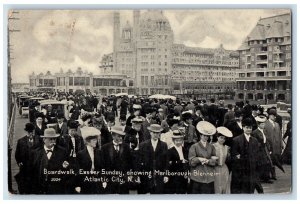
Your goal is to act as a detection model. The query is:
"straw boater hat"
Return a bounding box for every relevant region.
[216,127,233,138]
[40,128,60,138]
[255,115,267,123]
[171,129,184,139]
[147,124,163,133]
[111,126,126,136]
[196,121,217,136]
[81,126,101,141]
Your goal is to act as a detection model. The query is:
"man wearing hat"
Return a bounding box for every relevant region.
[252,115,273,184]
[75,127,104,194]
[181,111,198,150]
[126,103,143,128]
[213,127,233,194]
[101,126,132,194]
[264,108,283,180]
[138,124,169,194]
[30,128,70,194]
[225,110,244,148]
[230,118,260,194]
[15,123,41,194]
[189,121,217,194]
[124,117,144,151]
[165,130,189,194]
[34,112,47,137]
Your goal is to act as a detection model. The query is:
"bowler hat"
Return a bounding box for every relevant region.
[268,109,277,116]
[111,126,126,136]
[242,118,253,127]
[56,112,65,119]
[182,111,192,121]
[196,121,216,136]
[147,124,163,133]
[40,128,60,138]
[24,123,35,132]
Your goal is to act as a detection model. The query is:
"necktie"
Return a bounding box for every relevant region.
[46,149,53,153]
[46,149,52,159]
[114,145,119,152]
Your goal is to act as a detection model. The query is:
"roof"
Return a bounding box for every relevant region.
[266,20,283,38]
[248,23,265,41]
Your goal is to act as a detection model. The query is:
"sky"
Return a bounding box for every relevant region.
[8,9,290,83]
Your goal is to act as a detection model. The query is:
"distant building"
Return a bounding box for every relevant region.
[235,13,291,103]
[100,10,239,96]
[171,44,239,95]
[11,83,29,93]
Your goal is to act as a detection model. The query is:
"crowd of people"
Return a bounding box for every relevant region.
[14,93,292,194]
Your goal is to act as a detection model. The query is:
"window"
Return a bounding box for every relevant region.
[69,77,73,86]
[141,76,144,86]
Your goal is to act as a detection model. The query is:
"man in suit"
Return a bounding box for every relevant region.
[208,98,219,126]
[15,123,41,194]
[225,110,244,148]
[75,127,105,194]
[138,124,169,194]
[30,128,70,194]
[166,130,189,194]
[252,115,273,184]
[101,126,132,194]
[264,109,283,180]
[230,118,260,194]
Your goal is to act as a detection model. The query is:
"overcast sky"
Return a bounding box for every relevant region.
[8,9,289,83]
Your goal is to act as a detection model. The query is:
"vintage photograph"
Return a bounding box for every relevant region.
[7,9,292,195]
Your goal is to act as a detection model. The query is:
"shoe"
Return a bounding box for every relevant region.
[271,177,277,180]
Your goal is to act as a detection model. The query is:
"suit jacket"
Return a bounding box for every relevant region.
[30,145,69,194]
[264,120,282,155]
[223,110,235,126]
[54,122,68,136]
[251,129,272,167]
[230,134,259,194]
[208,104,219,125]
[141,118,155,141]
[167,146,189,173]
[225,120,244,147]
[101,142,132,173]
[183,124,198,144]
[57,134,85,157]
[124,128,144,150]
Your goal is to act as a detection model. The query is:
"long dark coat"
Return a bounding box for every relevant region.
[101,142,132,194]
[165,146,189,194]
[76,147,104,194]
[138,139,168,194]
[230,134,260,194]
[30,145,69,194]
[15,135,42,194]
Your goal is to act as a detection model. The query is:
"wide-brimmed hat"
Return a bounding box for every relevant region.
[24,123,35,132]
[171,129,184,139]
[196,121,216,136]
[255,115,267,123]
[40,128,60,138]
[68,120,80,129]
[81,126,101,140]
[111,126,126,136]
[35,112,45,119]
[216,127,233,138]
[147,124,163,133]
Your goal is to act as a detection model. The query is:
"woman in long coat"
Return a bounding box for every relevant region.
[213,127,232,194]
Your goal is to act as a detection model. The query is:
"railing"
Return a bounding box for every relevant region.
[8,98,17,193]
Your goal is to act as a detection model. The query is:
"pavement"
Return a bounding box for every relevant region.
[9,110,292,194]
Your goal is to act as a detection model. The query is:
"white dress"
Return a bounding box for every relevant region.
[213,142,231,194]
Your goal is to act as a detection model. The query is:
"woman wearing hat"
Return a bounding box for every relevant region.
[189,121,217,194]
[75,127,104,194]
[213,127,233,194]
[165,130,189,194]
[15,123,41,194]
[34,112,47,137]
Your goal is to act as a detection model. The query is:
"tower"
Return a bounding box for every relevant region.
[113,11,120,73]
